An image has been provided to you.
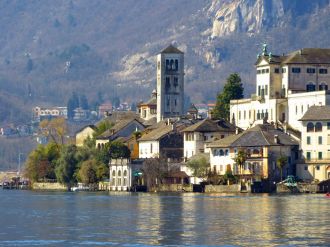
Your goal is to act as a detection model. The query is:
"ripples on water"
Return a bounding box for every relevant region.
[0,191,329,246]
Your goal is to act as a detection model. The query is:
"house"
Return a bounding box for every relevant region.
[98,102,113,118]
[230,45,330,132]
[75,125,97,147]
[138,120,187,161]
[207,124,299,184]
[182,118,237,159]
[138,90,157,121]
[109,158,144,191]
[297,105,330,181]
[96,118,145,149]
[33,106,67,122]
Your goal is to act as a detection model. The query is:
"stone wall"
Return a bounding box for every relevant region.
[205,184,241,193]
[152,184,193,192]
[32,182,67,190]
[276,183,318,193]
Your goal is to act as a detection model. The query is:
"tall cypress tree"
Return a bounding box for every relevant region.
[213,73,244,120]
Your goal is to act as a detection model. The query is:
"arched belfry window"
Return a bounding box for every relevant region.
[306,82,316,92]
[319,82,328,91]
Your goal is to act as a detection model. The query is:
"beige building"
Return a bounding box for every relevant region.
[157,45,185,122]
[297,106,330,181]
[181,118,237,159]
[75,125,97,147]
[138,90,157,121]
[207,124,299,184]
[230,46,330,132]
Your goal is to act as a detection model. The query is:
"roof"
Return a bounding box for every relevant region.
[138,124,173,141]
[138,120,188,141]
[97,118,144,139]
[140,97,157,106]
[300,105,330,121]
[207,124,298,148]
[182,118,236,133]
[75,125,97,134]
[256,48,330,66]
[187,104,198,113]
[160,45,184,54]
[282,48,330,64]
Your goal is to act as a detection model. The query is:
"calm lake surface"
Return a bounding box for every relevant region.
[0,190,329,247]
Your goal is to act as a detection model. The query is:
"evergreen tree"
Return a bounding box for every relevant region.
[79,94,89,110]
[213,73,244,120]
[67,92,80,119]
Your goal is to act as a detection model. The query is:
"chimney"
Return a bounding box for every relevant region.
[235,127,239,135]
[274,135,279,144]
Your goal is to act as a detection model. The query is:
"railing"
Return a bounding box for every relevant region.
[298,158,330,164]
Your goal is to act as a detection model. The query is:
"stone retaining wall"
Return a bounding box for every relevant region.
[205,184,241,193]
[151,184,193,192]
[32,182,67,190]
[276,183,318,193]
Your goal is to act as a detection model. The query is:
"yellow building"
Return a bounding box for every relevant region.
[75,125,97,147]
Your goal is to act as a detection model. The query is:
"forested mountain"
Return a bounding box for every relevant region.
[1,0,330,124]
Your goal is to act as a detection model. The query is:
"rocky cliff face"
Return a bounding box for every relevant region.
[208,0,329,37]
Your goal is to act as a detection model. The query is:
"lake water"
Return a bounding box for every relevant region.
[0,190,329,246]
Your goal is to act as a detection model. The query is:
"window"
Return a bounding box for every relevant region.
[316,166,320,171]
[219,149,224,156]
[274,68,280,73]
[319,83,328,91]
[315,122,322,132]
[319,68,328,74]
[301,105,303,114]
[258,86,261,96]
[307,136,311,145]
[292,67,301,73]
[175,60,178,70]
[239,111,241,120]
[306,83,316,92]
[257,110,260,120]
[318,152,323,160]
[327,122,330,130]
[173,77,178,87]
[257,69,261,74]
[318,136,322,145]
[304,166,308,171]
[150,143,153,154]
[225,149,229,156]
[165,77,170,92]
[249,110,251,119]
[282,68,287,73]
[265,85,268,95]
[157,61,160,70]
[265,68,269,73]
[306,68,315,73]
[244,110,246,119]
[306,152,311,160]
[295,105,298,114]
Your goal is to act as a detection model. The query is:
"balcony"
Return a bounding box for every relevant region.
[298,158,330,164]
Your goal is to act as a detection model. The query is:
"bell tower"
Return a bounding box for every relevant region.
[156,45,184,122]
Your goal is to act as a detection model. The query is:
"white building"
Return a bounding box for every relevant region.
[156,45,185,122]
[297,106,330,181]
[33,106,67,122]
[181,118,236,159]
[230,45,330,132]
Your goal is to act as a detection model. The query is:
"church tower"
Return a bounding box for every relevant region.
[156,45,184,122]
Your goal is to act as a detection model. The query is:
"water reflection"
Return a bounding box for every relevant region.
[0,191,329,246]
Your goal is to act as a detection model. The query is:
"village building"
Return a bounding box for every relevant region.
[207,124,299,186]
[33,106,67,122]
[156,45,185,122]
[75,125,97,147]
[297,105,330,181]
[138,90,157,121]
[138,120,187,162]
[230,45,330,132]
[181,118,237,159]
[96,118,145,149]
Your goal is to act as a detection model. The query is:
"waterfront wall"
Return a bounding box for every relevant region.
[276,183,318,193]
[152,184,193,192]
[205,184,241,193]
[32,182,67,190]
